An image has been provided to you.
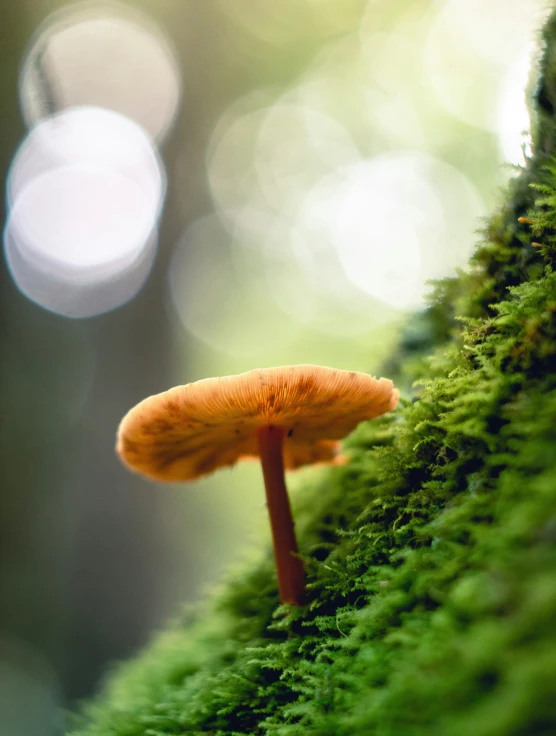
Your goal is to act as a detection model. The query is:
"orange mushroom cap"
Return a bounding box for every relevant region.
[116,365,399,482]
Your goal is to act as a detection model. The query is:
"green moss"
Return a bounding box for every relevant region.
[69,11,556,736]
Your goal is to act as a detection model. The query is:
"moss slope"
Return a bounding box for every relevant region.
[69,11,556,736]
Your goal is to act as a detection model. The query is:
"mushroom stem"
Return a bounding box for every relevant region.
[257,424,305,605]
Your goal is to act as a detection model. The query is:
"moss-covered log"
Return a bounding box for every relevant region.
[68,10,556,736]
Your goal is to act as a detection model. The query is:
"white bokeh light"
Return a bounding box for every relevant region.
[358,29,428,149]
[335,199,422,311]
[207,94,360,248]
[251,220,397,338]
[7,106,165,213]
[425,0,546,133]
[206,86,486,332]
[4,165,158,318]
[4,105,164,317]
[169,215,303,358]
[205,93,399,337]
[497,44,536,166]
[19,1,180,142]
[254,103,360,217]
[291,152,486,311]
[445,0,547,65]
[206,99,271,237]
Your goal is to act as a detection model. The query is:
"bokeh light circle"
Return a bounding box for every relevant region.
[4,165,158,318]
[206,101,270,236]
[497,44,536,166]
[207,93,361,253]
[19,0,181,143]
[168,215,302,359]
[7,106,165,213]
[291,151,486,312]
[425,0,546,135]
[253,103,359,217]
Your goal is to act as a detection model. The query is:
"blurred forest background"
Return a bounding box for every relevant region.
[0,0,548,733]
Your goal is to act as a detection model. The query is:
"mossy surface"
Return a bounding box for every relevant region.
[69,13,556,736]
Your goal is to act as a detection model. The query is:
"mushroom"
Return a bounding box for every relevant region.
[116,365,399,605]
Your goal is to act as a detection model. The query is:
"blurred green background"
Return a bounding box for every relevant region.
[0,0,547,733]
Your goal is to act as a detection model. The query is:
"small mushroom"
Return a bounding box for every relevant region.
[116,365,399,605]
